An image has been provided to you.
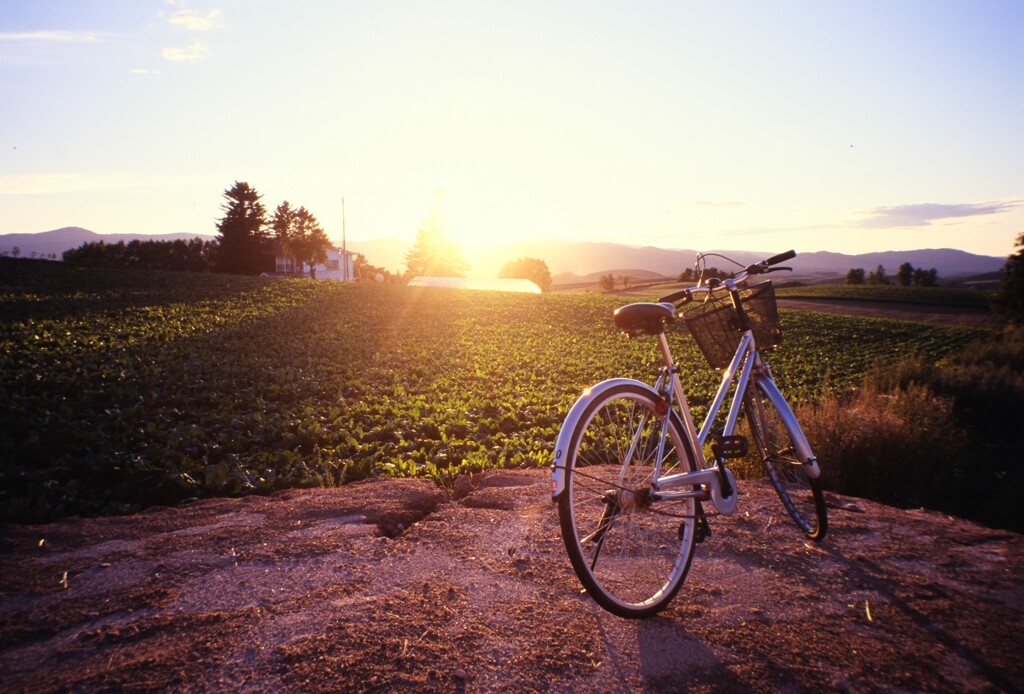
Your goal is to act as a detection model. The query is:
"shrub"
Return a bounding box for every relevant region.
[797,327,1024,532]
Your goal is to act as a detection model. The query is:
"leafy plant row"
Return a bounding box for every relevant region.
[0,259,986,522]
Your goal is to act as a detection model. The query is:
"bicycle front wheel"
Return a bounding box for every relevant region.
[557,383,699,618]
[744,378,827,540]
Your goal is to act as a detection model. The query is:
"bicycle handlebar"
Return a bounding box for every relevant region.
[658,250,797,304]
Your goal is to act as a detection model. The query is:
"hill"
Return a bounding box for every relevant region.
[342,237,1005,282]
[3,229,1005,280]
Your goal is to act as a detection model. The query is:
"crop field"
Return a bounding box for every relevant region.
[774,283,992,308]
[0,259,988,522]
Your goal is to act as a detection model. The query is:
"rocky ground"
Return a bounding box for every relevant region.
[1,469,1021,692]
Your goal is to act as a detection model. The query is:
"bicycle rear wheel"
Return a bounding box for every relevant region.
[744,378,827,540]
[557,383,699,618]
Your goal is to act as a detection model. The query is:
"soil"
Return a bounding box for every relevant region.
[1,469,1021,692]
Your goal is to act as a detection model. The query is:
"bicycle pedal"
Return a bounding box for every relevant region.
[712,435,749,460]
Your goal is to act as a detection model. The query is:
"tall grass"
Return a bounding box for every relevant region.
[796,327,1024,532]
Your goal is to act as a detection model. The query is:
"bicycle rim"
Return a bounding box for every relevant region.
[744,381,827,540]
[557,384,698,618]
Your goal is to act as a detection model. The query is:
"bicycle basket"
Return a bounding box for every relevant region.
[683,280,782,369]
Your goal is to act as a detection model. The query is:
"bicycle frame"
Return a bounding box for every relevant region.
[552,283,820,511]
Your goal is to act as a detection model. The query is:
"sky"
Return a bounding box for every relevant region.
[1,0,1022,261]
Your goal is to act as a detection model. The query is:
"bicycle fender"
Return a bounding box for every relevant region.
[551,378,656,500]
[756,378,822,479]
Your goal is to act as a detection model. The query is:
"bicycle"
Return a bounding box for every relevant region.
[551,250,827,618]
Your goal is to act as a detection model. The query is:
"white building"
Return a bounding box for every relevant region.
[271,245,357,281]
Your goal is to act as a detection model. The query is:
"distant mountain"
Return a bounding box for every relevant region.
[0,227,214,259]
[308,239,1009,280]
[3,229,1006,281]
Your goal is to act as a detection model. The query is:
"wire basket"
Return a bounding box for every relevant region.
[683,281,782,369]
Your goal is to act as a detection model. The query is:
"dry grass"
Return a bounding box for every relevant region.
[793,327,1024,531]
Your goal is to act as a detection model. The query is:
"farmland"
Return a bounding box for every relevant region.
[0,258,988,522]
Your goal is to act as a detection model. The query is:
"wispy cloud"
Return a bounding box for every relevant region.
[166,8,223,32]
[686,200,746,209]
[0,31,103,43]
[857,201,1020,228]
[159,3,222,63]
[162,42,210,64]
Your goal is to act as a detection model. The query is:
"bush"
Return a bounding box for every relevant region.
[796,327,1024,532]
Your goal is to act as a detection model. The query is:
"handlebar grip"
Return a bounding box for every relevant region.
[658,289,692,304]
[765,250,796,266]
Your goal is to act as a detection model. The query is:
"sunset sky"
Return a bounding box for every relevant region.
[2,1,1022,258]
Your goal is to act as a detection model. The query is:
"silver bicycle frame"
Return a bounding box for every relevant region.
[645,329,754,505]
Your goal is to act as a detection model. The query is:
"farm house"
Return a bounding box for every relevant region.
[268,244,357,281]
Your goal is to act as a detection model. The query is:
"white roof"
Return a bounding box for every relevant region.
[407,277,541,293]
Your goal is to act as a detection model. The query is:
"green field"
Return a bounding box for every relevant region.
[774,283,992,308]
[0,258,988,522]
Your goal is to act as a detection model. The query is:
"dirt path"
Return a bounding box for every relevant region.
[1,470,1020,692]
[777,298,999,328]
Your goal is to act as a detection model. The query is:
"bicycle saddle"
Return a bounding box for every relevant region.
[613,302,676,337]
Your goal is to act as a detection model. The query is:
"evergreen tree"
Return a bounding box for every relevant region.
[897,262,914,286]
[403,223,468,278]
[214,181,268,275]
[867,264,889,285]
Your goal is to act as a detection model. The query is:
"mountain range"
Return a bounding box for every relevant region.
[1,227,1007,281]
[347,237,1006,281]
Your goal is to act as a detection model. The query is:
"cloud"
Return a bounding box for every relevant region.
[166,9,223,31]
[0,31,103,43]
[686,200,745,209]
[857,201,1020,228]
[162,42,209,64]
[129,67,160,76]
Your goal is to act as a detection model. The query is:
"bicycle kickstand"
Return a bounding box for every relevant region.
[693,500,712,544]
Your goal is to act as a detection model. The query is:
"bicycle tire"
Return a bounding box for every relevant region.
[744,378,828,540]
[557,382,699,618]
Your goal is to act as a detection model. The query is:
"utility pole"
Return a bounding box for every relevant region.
[342,197,349,280]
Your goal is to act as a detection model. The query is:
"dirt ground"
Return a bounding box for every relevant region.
[1,469,1021,692]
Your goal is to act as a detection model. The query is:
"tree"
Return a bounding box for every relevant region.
[63,238,215,271]
[846,268,866,285]
[913,267,938,287]
[269,201,297,244]
[403,223,468,278]
[993,232,1024,324]
[498,257,552,292]
[354,253,393,282]
[214,181,268,275]
[897,262,914,287]
[268,201,332,278]
[867,265,889,285]
[288,207,331,279]
[598,273,616,291]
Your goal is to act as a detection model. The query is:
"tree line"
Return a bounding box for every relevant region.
[846,262,938,287]
[61,182,335,277]
[63,238,215,271]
